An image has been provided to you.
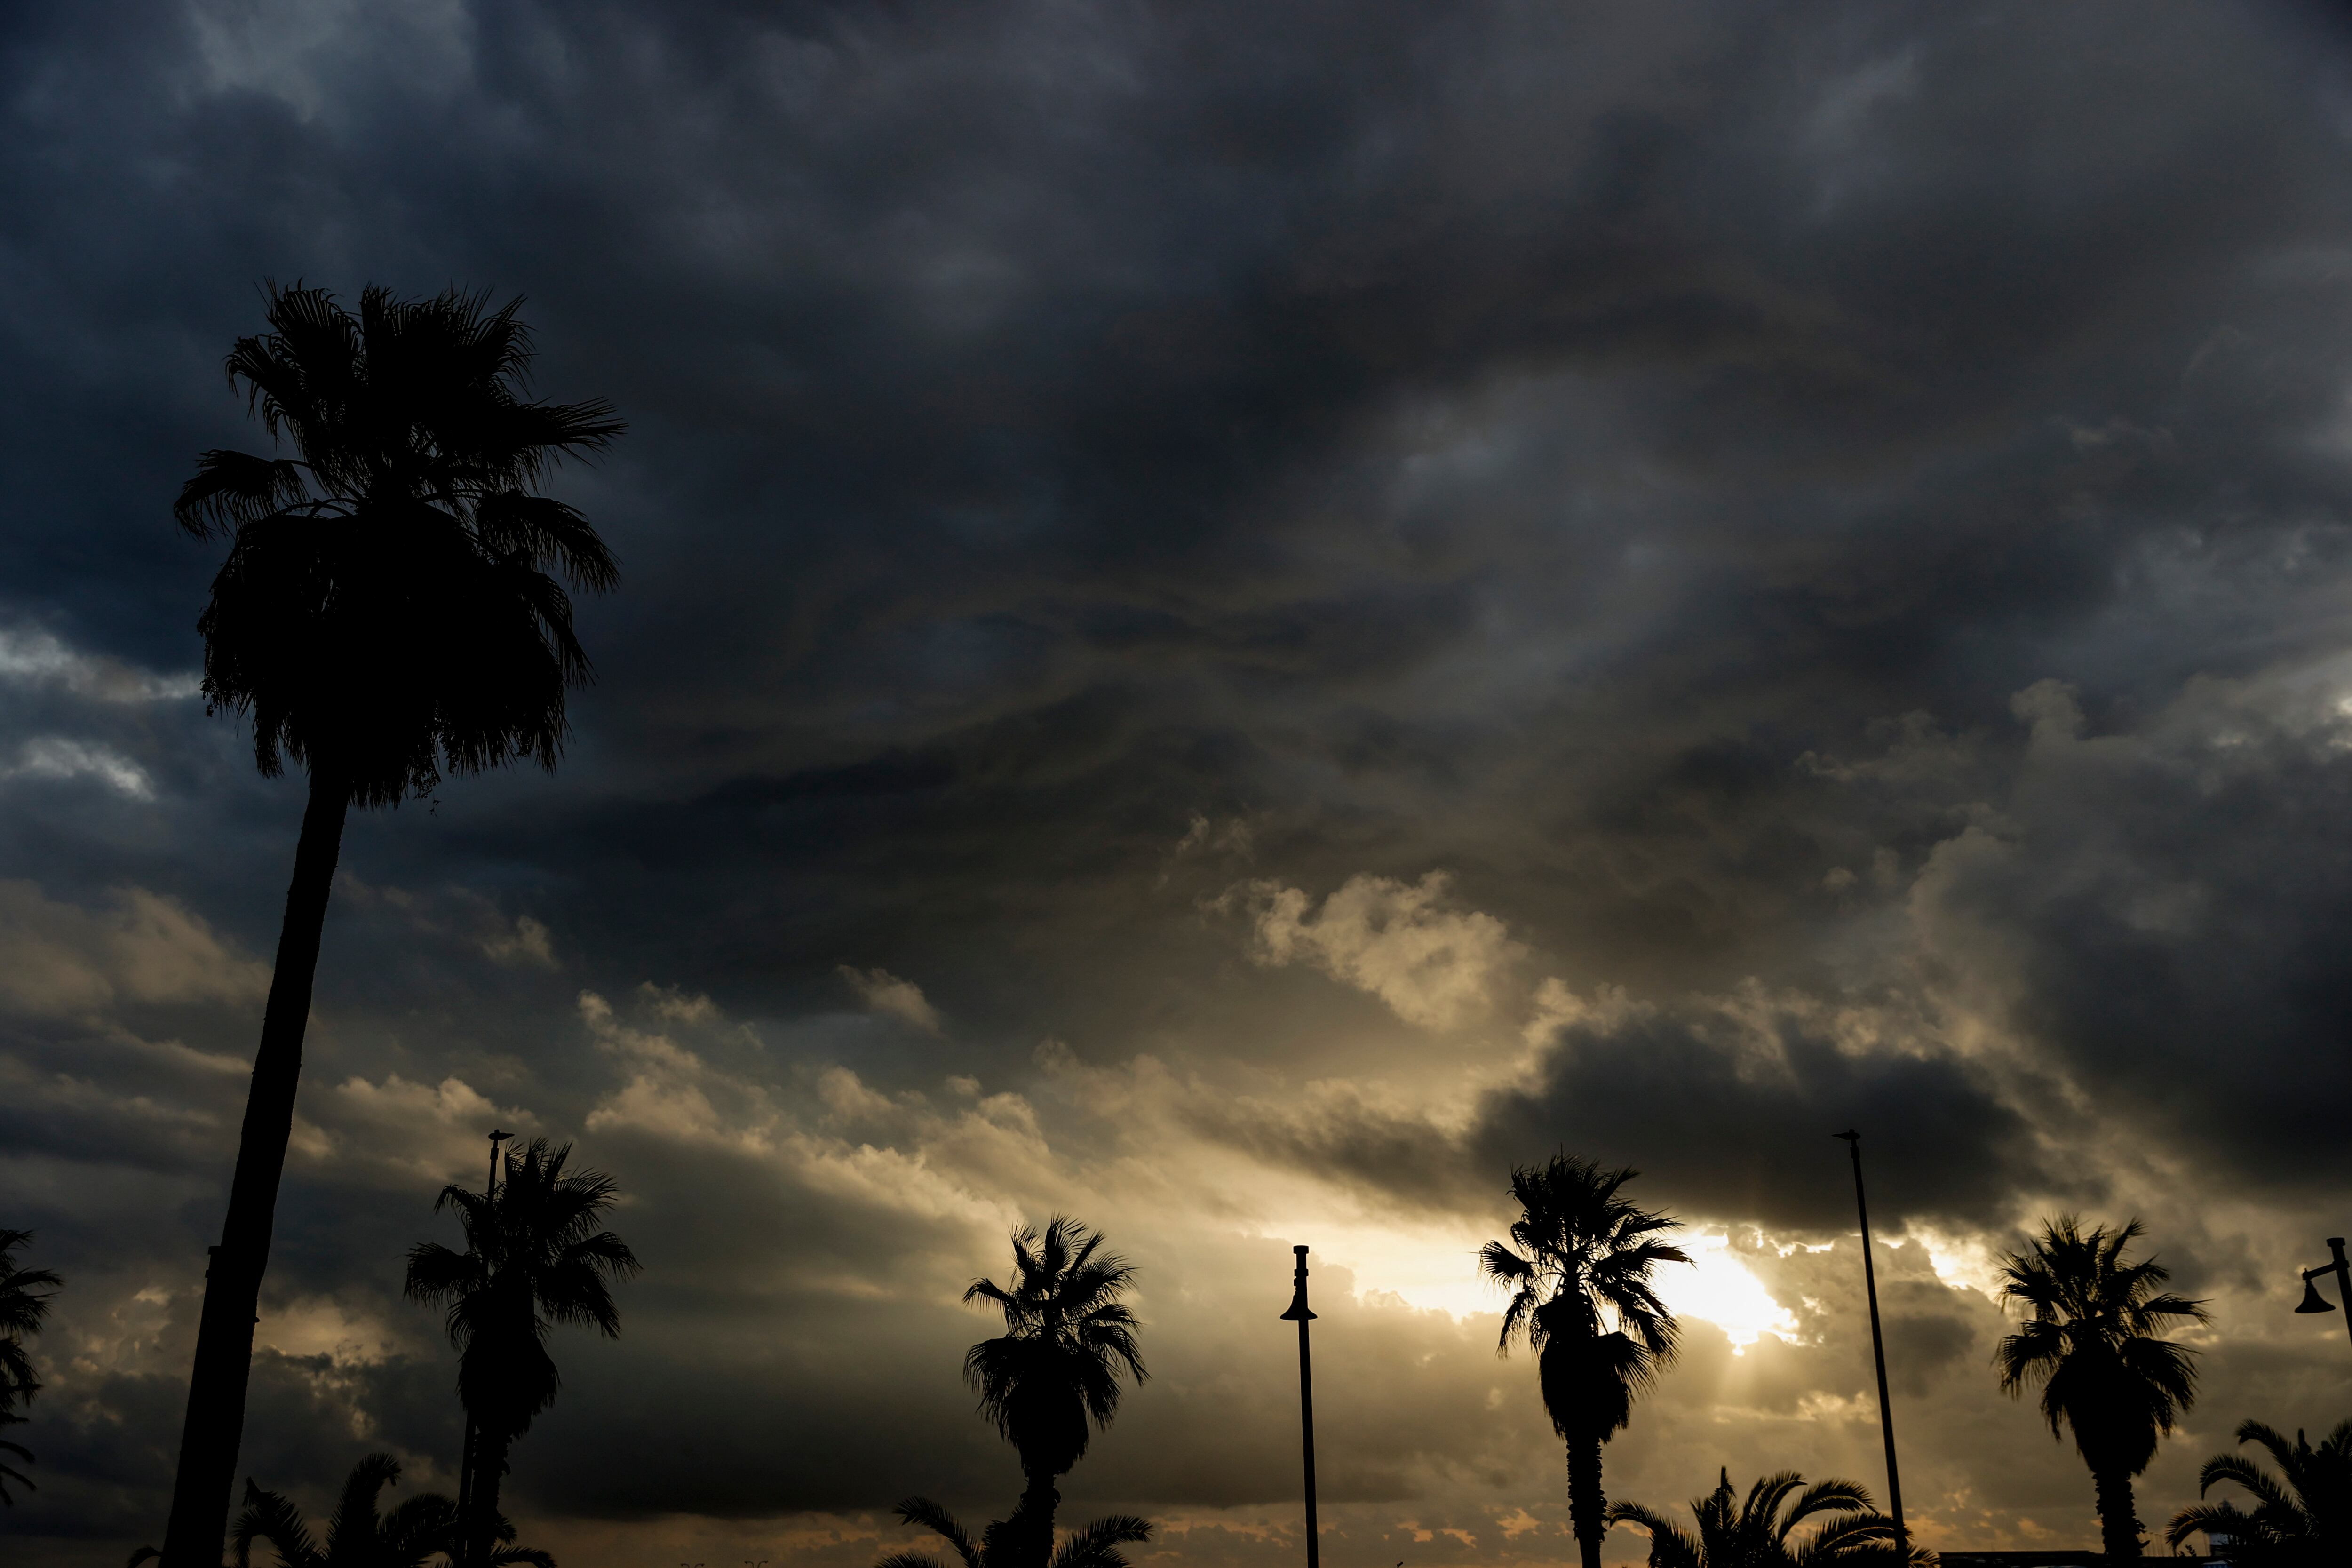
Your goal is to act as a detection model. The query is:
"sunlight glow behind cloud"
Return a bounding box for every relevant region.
[1292,1221,1803,1355]
[1654,1232,1802,1353]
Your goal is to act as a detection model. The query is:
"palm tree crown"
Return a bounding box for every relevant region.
[224,1451,552,1568]
[175,281,621,806]
[962,1217,1148,1483]
[878,1497,1152,1568]
[1483,1154,1689,1568]
[405,1138,636,1565]
[958,1217,1147,1568]
[2165,1418,2352,1565]
[1607,1468,1922,1568]
[0,1228,61,1505]
[0,1229,60,1400]
[405,1139,639,1443]
[1482,1155,1688,1436]
[1994,1216,2207,1560]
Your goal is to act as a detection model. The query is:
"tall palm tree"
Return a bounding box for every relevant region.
[1607,1467,1926,1567]
[0,1228,61,1505]
[2165,1418,2352,1565]
[405,1138,638,1566]
[878,1496,1152,1568]
[1481,1154,1690,1568]
[162,282,621,1567]
[1994,1216,2207,1560]
[961,1217,1148,1568]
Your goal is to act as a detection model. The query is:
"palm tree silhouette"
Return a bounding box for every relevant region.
[878,1497,1152,1568]
[405,1138,638,1566]
[162,282,621,1566]
[960,1218,1148,1568]
[1607,1467,1926,1567]
[1994,1216,2206,1560]
[0,1228,61,1505]
[2164,1418,2352,1564]
[1481,1154,1690,1568]
[235,1451,549,1568]
[132,1452,551,1568]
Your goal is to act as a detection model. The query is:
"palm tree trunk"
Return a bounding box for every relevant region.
[1565,1434,1605,1568]
[454,1420,477,1568]
[158,773,351,1567]
[2092,1467,2143,1559]
[1012,1467,1060,1568]
[471,1427,513,1568]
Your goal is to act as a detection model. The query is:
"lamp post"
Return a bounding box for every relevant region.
[1280,1245,1319,1568]
[455,1130,510,1565]
[1833,1131,1907,1556]
[2292,1237,2352,1355]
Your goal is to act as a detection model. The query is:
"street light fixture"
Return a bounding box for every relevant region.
[1280,1245,1319,1568]
[2292,1237,2352,1354]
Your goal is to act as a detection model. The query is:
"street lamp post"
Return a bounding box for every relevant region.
[455,1130,511,1566]
[1834,1131,1907,1557]
[1280,1245,1320,1568]
[2292,1237,2352,1354]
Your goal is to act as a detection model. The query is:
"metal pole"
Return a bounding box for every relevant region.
[1280,1245,1319,1568]
[2331,1239,2352,1355]
[457,1130,509,1568]
[1836,1131,1907,1555]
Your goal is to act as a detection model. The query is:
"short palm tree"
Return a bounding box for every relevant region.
[162,282,621,1567]
[1482,1154,1690,1568]
[1607,1467,1924,1567]
[135,1452,551,1568]
[2164,1418,2352,1565]
[405,1139,638,1566]
[1994,1216,2206,1560]
[961,1218,1148,1568]
[0,1228,61,1504]
[878,1496,1152,1568]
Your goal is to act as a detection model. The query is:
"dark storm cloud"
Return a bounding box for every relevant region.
[1477,1007,2044,1230]
[9,0,2352,1560]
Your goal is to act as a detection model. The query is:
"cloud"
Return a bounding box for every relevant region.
[0,627,199,704]
[4,737,155,798]
[0,880,267,1017]
[481,914,558,970]
[837,965,943,1033]
[1225,874,1526,1032]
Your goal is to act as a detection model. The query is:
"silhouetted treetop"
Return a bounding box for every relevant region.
[175,281,623,807]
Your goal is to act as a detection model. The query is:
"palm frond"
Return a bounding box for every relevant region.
[0,1434,32,1505]
[1604,1500,1704,1568]
[892,1496,983,1568]
[323,1451,400,1558]
[1050,1513,1154,1568]
[231,1476,322,1568]
[1781,1478,1874,1531]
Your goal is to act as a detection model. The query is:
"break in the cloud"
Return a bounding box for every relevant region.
[7,2,2352,1565]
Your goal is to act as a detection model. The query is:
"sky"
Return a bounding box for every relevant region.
[6,1,2352,1563]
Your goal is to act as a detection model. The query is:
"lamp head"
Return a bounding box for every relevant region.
[1281,1245,1317,1321]
[2296,1276,2336,1315]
